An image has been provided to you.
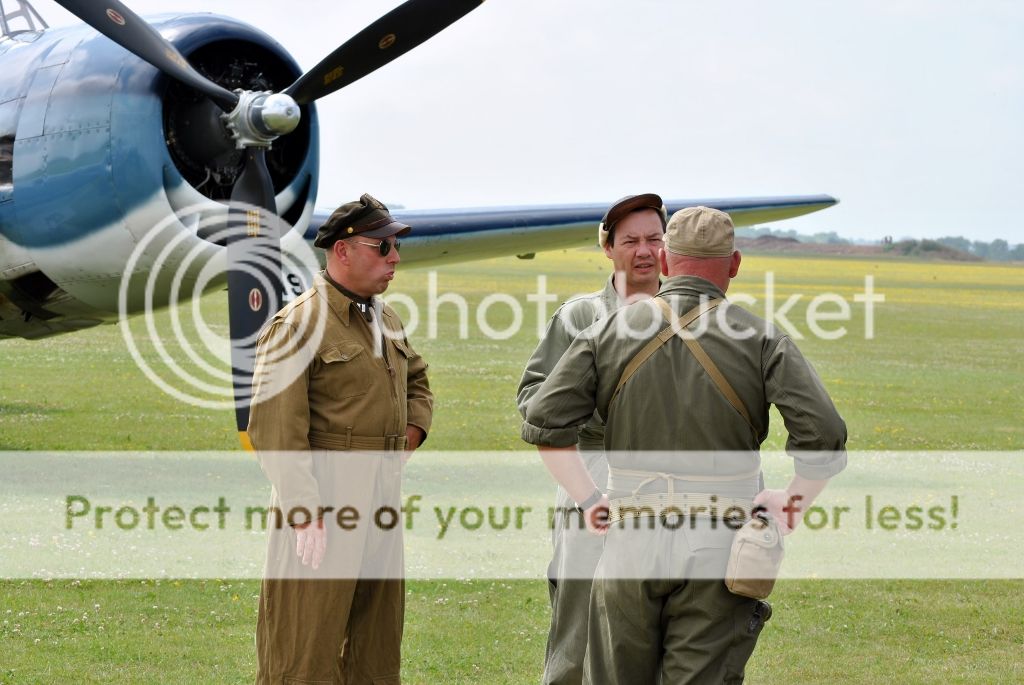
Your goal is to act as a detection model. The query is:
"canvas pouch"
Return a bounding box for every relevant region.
[725,515,784,599]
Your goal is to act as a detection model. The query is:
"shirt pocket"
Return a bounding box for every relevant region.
[318,341,371,399]
[389,339,412,389]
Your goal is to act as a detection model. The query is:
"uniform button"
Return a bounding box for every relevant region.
[340,354,350,361]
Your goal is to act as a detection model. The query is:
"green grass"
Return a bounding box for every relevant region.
[3,579,1022,683]
[1,249,1023,683]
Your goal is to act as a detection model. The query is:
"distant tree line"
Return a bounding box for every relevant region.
[932,237,1024,262]
[737,226,1023,261]
[736,226,852,245]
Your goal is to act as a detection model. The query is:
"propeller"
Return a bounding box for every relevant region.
[55,0,239,112]
[285,0,483,105]
[224,148,281,435]
[56,0,485,438]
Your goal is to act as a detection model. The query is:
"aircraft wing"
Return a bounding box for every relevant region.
[302,194,838,268]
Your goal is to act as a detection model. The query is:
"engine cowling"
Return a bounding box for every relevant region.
[0,14,319,339]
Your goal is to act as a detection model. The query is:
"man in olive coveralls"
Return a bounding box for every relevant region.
[248,194,433,685]
[517,193,666,685]
[522,207,847,684]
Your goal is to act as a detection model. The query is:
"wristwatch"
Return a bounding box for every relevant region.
[576,488,603,512]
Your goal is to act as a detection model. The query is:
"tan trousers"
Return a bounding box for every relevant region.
[255,578,404,684]
[255,453,404,684]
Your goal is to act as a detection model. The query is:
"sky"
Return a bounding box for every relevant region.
[37,0,1024,243]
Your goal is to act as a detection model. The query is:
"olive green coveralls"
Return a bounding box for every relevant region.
[518,276,624,685]
[522,276,847,684]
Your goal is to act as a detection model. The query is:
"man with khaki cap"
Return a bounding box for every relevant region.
[518,193,666,685]
[249,193,433,684]
[522,206,847,683]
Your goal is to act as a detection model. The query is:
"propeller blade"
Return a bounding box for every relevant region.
[56,0,239,112]
[225,149,284,434]
[284,0,483,105]
[231,147,278,215]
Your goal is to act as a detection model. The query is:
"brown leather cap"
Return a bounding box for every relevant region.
[313,193,411,248]
[597,193,667,248]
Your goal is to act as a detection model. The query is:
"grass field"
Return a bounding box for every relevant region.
[1,249,1023,683]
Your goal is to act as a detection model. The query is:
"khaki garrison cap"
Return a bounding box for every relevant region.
[313,193,411,248]
[665,206,736,257]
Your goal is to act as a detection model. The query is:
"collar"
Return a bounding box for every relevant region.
[604,274,663,308]
[599,275,621,311]
[656,275,727,301]
[321,270,374,322]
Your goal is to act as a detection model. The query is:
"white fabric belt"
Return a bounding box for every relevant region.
[607,465,760,494]
[607,492,754,525]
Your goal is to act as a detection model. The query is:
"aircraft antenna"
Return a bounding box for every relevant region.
[0,0,48,37]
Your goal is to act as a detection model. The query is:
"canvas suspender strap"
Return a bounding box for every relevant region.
[653,297,757,432]
[611,298,722,404]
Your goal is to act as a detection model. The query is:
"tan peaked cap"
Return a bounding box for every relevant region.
[665,206,736,257]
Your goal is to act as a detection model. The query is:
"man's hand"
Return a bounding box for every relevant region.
[537,445,608,534]
[403,425,425,465]
[752,489,800,534]
[584,494,611,535]
[294,518,326,569]
[405,425,424,450]
[754,475,831,535]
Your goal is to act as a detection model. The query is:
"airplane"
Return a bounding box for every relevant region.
[0,0,837,438]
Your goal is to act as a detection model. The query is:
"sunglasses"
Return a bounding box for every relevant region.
[353,238,401,257]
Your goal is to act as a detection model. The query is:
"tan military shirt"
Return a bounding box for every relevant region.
[248,272,432,516]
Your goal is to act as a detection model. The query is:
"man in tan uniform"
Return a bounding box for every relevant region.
[248,193,433,685]
[517,193,665,685]
[522,207,846,684]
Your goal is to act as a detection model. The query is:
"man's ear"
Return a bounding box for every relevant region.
[660,249,669,277]
[729,250,742,278]
[332,239,348,264]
